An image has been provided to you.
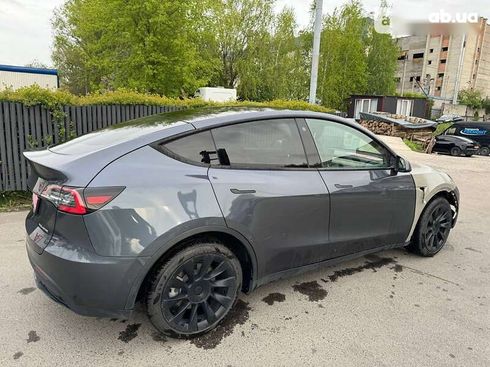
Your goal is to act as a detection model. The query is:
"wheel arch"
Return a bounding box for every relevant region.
[126,227,258,310]
[410,188,459,242]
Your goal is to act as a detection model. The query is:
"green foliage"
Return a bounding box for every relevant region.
[234,6,309,100]
[458,88,483,109]
[0,191,31,212]
[316,1,399,110]
[433,122,452,136]
[0,86,334,113]
[0,85,74,108]
[403,139,424,152]
[366,27,399,95]
[53,0,213,96]
[318,1,368,110]
[50,0,400,109]
[483,97,490,114]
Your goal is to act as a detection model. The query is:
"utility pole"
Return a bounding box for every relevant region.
[309,0,323,104]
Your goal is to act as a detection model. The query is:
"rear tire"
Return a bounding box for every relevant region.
[479,146,490,156]
[450,147,461,156]
[408,197,452,257]
[146,242,242,338]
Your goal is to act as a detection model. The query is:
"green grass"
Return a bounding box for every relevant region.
[0,191,31,212]
[433,122,453,136]
[403,139,425,152]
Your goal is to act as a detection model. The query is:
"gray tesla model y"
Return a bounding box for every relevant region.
[25,108,459,337]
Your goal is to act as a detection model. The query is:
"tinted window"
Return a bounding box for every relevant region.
[164,131,217,164]
[445,127,456,135]
[212,119,307,168]
[306,119,391,169]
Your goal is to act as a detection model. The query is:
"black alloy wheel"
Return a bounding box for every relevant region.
[408,197,453,256]
[146,243,242,337]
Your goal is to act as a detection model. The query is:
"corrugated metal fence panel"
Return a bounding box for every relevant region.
[0,103,183,191]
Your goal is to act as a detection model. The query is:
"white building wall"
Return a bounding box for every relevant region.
[0,70,58,91]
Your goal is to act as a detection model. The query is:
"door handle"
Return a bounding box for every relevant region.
[230,188,256,194]
[334,184,353,189]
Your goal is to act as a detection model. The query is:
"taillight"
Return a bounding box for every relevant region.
[36,184,124,215]
[83,187,125,211]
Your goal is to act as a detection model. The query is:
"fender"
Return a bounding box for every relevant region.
[124,223,259,310]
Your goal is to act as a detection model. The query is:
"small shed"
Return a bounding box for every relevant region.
[0,64,58,91]
[348,94,430,119]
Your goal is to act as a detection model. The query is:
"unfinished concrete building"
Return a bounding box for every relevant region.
[395,17,490,116]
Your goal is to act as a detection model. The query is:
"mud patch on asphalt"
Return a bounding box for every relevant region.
[292,281,327,302]
[327,255,396,282]
[190,299,251,350]
[392,264,403,272]
[151,331,168,343]
[262,292,286,305]
[13,351,23,360]
[26,331,40,343]
[18,287,36,295]
[118,323,141,343]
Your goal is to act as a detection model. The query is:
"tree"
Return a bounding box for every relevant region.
[458,88,483,118]
[366,26,399,95]
[237,7,309,100]
[53,0,214,96]
[458,88,483,109]
[317,1,369,110]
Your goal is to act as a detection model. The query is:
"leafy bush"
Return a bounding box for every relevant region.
[403,139,424,152]
[0,191,31,212]
[0,86,334,113]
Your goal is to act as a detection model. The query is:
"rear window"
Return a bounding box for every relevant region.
[211,119,308,168]
[164,131,217,165]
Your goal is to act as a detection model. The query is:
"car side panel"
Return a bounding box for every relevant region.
[208,168,330,278]
[84,145,224,257]
[319,170,415,256]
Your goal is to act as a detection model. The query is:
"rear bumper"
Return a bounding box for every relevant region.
[26,235,147,319]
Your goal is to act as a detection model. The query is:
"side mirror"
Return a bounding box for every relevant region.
[394,155,412,173]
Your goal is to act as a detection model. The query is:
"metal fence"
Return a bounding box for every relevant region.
[0,102,182,191]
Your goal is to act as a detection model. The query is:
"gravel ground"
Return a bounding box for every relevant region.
[0,137,489,367]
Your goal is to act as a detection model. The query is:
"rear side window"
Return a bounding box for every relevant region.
[211,119,307,168]
[164,131,217,165]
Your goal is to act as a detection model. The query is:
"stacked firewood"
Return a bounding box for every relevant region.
[359,119,434,147]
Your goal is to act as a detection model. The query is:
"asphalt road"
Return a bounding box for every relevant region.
[0,138,489,367]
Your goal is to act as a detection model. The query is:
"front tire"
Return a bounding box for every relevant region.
[450,147,461,156]
[146,242,242,338]
[408,197,453,257]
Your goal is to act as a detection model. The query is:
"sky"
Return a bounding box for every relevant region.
[0,0,488,67]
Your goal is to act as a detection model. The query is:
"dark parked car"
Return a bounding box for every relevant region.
[442,122,490,155]
[432,135,480,156]
[24,108,459,338]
